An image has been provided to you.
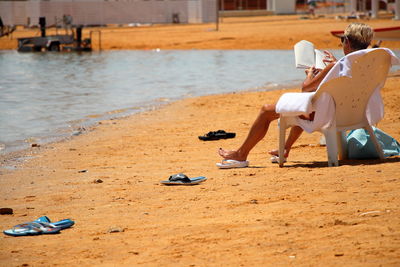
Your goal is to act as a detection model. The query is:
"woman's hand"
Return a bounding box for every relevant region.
[302,53,336,93]
[323,50,337,65]
[305,66,320,79]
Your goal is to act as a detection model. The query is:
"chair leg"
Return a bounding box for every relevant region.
[365,125,385,160]
[324,128,339,167]
[278,118,287,167]
[337,131,348,160]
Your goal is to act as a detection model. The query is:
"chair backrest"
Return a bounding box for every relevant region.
[314,49,391,129]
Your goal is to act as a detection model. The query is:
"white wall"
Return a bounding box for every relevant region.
[188,1,202,23]
[395,0,400,20]
[267,0,295,14]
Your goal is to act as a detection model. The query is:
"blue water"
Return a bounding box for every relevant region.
[1,49,397,154]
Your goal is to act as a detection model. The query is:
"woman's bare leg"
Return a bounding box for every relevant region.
[269,126,303,158]
[219,104,280,161]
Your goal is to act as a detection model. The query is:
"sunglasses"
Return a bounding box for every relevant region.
[340,35,348,44]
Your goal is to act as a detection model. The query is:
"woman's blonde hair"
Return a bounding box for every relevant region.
[344,23,374,50]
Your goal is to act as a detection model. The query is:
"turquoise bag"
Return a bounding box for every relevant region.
[346,127,400,159]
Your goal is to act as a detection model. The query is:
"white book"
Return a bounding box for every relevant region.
[294,40,326,69]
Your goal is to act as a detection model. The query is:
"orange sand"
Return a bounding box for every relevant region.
[1,15,400,50]
[1,15,400,266]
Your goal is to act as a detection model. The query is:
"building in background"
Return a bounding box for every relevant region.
[0,0,217,26]
[220,0,399,17]
[220,0,296,14]
[348,0,400,19]
[0,0,398,27]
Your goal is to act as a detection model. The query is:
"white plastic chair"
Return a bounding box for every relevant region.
[278,49,392,167]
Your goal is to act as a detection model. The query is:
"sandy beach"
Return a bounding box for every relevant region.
[1,15,400,266]
[1,15,400,50]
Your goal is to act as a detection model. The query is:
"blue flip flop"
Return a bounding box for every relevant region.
[35,216,75,230]
[3,222,61,237]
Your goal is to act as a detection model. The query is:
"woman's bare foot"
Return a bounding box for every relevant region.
[268,149,289,158]
[218,148,247,161]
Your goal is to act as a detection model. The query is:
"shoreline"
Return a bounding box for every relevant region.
[1,59,398,162]
[2,70,399,166]
[0,80,300,169]
[2,68,399,166]
[1,47,307,161]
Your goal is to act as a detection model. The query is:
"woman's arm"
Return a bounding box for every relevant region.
[301,50,337,92]
[301,63,334,92]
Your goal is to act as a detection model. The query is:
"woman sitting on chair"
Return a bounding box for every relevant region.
[217,23,374,168]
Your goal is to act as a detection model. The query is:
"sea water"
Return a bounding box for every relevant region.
[1,49,396,155]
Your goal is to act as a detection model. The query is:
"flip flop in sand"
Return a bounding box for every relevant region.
[198,130,236,141]
[3,222,61,237]
[216,159,249,169]
[35,216,75,230]
[270,155,287,164]
[161,173,207,186]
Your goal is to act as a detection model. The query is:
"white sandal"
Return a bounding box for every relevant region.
[270,155,287,164]
[216,159,249,169]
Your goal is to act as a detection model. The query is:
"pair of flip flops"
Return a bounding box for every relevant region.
[3,216,74,237]
[216,159,249,169]
[161,173,207,186]
[198,130,236,141]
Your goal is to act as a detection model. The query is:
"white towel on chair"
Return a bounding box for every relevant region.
[276,92,315,116]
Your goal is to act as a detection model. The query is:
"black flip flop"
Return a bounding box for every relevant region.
[198,130,236,141]
[160,173,207,186]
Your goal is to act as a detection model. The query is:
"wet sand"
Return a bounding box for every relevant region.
[1,15,400,266]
